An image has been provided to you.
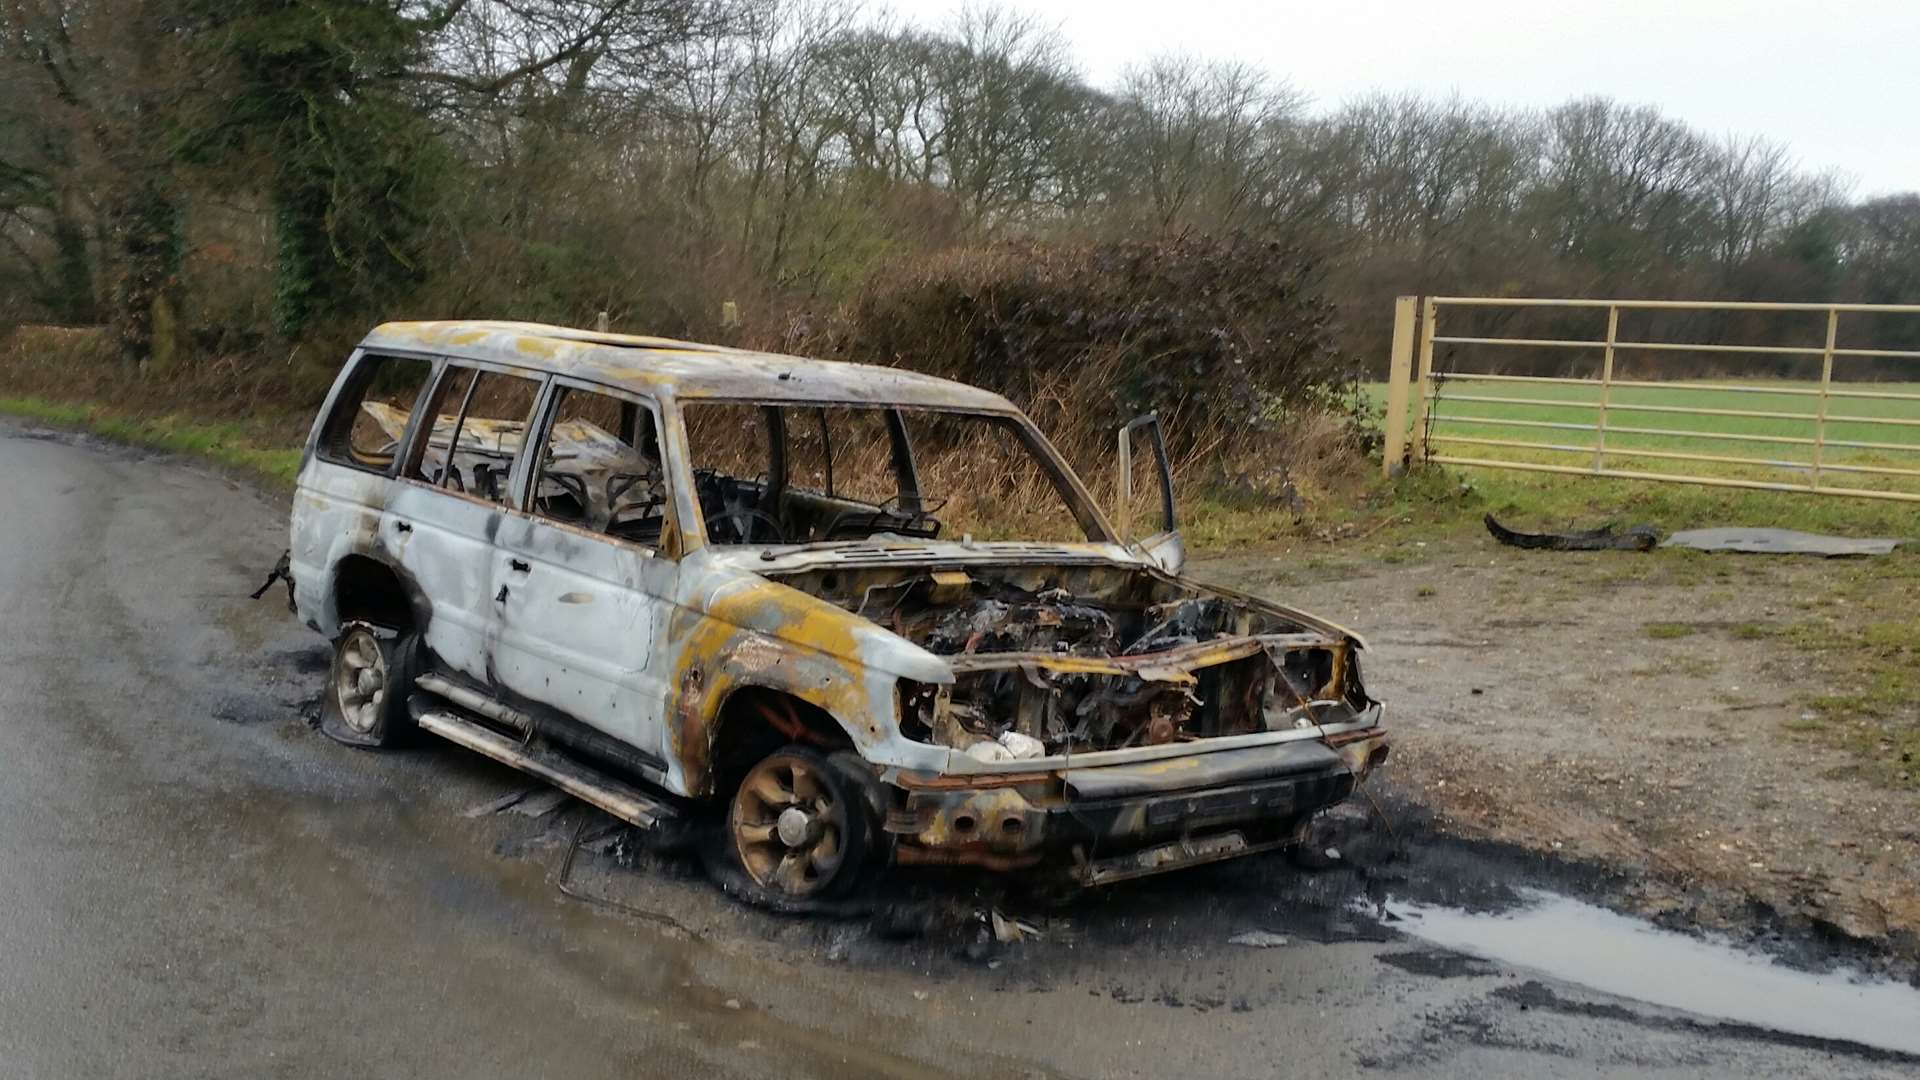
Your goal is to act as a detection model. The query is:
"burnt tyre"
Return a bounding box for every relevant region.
[321,620,422,748]
[726,746,871,901]
[1286,811,1348,870]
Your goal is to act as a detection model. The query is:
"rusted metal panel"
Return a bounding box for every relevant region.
[359,320,1015,412]
[292,320,1393,887]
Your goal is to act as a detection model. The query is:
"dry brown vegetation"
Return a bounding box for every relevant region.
[1,228,1380,528]
[5,0,1919,526]
[763,233,1368,494]
[0,325,313,442]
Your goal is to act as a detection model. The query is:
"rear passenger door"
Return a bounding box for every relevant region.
[386,362,545,685]
[488,380,678,778]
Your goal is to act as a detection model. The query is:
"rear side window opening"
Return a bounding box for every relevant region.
[403,365,544,505]
[315,354,436,473]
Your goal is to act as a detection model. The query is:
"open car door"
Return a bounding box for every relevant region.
[1115,413,1184,574]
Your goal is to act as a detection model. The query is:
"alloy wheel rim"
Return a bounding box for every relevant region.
[335,631,387,734]
[732,755,844,896]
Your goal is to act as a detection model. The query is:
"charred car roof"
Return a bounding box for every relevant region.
[361,320,1016,411]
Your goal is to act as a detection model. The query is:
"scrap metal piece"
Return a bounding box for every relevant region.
[1661,528,1904,557]
[461,786,536,818]
[249,548,295,610]
[1080,831,1261,886]
[990,910,1041,943]
[410,704,674,829]
[1484,514,1658,551]
[926,570,972,604]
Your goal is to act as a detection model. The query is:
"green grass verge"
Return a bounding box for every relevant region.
[1361,389,1920,541]
[1780,557,1920,790]
[1365,378,1920,537]
[0,395,302,490]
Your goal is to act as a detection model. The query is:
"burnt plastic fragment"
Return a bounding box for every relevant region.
[1484,514,1658,552]
[249,548,295,610]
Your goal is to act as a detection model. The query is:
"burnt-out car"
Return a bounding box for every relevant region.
[289,320,1388,900]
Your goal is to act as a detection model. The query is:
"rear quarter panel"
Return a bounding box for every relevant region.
[290,461,389,636]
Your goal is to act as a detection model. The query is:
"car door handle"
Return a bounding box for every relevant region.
[508,558,531,573]
[393,520,412,533]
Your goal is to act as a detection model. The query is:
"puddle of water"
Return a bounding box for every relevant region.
[1386,888,1920,1056]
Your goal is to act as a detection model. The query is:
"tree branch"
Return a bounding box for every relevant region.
[400,0,628,96]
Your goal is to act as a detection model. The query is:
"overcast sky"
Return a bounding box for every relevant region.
[887,0,1919,198]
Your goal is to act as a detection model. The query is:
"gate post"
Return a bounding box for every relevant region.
[1382,296,1417,477]
[1412,296,1438,462]
[1812,308,1838,491]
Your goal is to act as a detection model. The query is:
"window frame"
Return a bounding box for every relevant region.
[394,355,551,512]
[673,398,1114,548]
[518,375,680,559]
[311,349,441,478]
[781,405,922,508]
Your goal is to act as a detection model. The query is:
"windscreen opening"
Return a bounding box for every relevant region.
[681,403,1097,546]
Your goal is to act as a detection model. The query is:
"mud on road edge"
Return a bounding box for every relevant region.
[558,771,1920,994]
[1387,760,1920,983]
[1331,781,1920,988]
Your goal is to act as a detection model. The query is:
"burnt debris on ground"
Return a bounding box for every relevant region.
[232,584,1920,993]
[517,770,1920,989]
[1484,513,1660,551]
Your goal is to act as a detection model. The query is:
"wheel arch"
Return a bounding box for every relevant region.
[329,553,423,634]
[700,686,854,800]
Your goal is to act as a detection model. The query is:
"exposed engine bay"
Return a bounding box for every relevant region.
[766,562,1374,760]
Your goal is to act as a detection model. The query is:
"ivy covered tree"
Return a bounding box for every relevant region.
[179,0,715,337]
[181,0,449,336]
[4,0,190,359]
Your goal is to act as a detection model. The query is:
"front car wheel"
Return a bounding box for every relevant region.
[726,746,871,899]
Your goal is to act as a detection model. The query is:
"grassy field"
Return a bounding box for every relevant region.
[1354,377,1920,540]
[1417,377,1920,495]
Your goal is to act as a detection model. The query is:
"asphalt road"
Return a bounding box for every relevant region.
[0,420,1910,1079]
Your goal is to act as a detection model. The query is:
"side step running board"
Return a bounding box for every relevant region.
[416,673,533,734]
[411,702,676,829]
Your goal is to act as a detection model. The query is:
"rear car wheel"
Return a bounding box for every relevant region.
[726,746,870,900]
[321,621,420,748]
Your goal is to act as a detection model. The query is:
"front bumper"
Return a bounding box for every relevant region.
[885,729,1388,884]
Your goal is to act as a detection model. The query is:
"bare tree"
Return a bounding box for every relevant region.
[1109,56,1308,230]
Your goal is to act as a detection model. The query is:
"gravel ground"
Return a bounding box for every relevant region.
[1196,535,1920,971]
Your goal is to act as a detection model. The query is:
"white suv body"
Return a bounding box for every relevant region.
[290,321,1388,899]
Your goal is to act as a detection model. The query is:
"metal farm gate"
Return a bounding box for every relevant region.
[1379,296,1920,503]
